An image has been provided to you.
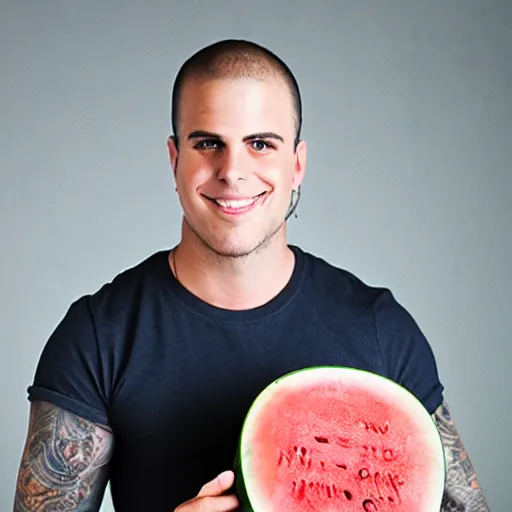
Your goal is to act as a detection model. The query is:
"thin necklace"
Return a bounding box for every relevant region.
[169,249,179,283]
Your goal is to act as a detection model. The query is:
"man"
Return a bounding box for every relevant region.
[14,39,489,511]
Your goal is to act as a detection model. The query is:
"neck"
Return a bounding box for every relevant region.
[170,231,295,311]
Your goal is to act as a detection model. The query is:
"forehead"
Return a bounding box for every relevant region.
[178,76,295,138]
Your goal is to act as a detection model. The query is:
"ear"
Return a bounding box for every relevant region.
[167,136,179,179]
[292,139,307,189]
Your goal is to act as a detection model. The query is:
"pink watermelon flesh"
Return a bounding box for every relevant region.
[236,367,445,511]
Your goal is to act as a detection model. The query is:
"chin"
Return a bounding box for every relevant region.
[187,220,285,260]
[203,238,270,259]
[182,205,289,257]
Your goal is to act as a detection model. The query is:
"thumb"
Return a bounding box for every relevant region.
[197,470,235,498]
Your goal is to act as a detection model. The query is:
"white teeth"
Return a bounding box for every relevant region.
[216,196,259,209]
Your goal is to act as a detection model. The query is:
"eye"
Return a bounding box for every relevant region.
[250,140,273,152]
[194,139,223,150]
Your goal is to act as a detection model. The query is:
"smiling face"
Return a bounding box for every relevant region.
[168,75,306,259]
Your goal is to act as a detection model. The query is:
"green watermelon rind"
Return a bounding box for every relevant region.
[233,365,446,512]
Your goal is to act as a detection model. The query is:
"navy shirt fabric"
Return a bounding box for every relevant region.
[27,245,444,510]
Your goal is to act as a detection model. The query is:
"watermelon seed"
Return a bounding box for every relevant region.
[363,421,389,435]
[383,449,394,461]
[296,446,309,466]
[359,468,370,479]
[297,479,306,500]
[314,436,329,444]
[362,499,377,511]
[277,450,292,467]
[336,437,351,448]
[344,490,352,500]
[336,464,347,470]
[379,423,389,434]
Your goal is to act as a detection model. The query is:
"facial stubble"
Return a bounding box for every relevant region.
[183,212,286,260]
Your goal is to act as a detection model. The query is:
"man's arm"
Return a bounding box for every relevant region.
[13,400,113,511]
[432,400,489,511]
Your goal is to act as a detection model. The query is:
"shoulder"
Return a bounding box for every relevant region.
[295,247,443,410]
[83,250,170,315]
[90,250,169,299]
[294,245,390,309]
[52,250,171,341]
[294,245,427,345]
[27,251,173,426]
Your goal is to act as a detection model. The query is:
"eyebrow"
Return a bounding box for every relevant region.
[187,130,284,143]
[244,132,284,143]
[187,130,222,140]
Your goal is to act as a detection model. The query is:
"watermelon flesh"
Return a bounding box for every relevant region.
[235,367,445,511]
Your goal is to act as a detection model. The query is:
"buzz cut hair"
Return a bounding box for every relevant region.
[170,39,303,148]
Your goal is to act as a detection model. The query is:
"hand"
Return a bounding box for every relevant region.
[174,470,240,512]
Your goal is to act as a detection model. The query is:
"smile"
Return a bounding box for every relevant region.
[203,192,268,215]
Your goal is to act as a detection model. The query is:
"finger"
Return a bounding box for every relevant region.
[174,493,239,512]
[197,470,235,497]
[196,494,240,512]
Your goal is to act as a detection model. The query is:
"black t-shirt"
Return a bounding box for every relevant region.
[27,245,443,510]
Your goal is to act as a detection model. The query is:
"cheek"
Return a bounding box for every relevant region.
[176,155,212,189]
[259,158,295,187]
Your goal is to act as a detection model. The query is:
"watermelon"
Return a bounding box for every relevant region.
[234,367,445,511]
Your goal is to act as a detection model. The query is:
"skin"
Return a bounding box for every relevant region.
[433,400,490,511]
[173,471,239,512]
[14,73,489,511]
[167,76,307,311]
[13,401,113,511]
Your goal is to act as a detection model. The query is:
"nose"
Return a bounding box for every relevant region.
[215,146,249,185]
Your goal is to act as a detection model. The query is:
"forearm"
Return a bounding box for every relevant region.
[14,401,113,511]
[433,401,489,512]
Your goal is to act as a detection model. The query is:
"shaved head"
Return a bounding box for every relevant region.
[171,39,302,147]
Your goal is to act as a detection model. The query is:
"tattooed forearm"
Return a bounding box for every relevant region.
[14,401,113,511]
[433,400,489,512]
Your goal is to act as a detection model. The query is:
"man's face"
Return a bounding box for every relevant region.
[168,75,306,258]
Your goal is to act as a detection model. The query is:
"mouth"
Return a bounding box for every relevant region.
[203,192,268,215]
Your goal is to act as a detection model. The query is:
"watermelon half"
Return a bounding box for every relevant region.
[234,367,445,511]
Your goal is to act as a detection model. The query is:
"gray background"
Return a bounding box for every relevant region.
[1,1,510,510]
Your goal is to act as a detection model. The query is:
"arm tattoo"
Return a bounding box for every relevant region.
[14,401,113,511]
[433,400,489,512]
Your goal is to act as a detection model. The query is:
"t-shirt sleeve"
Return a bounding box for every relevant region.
[27,296,110,427]
[373,289,444,415]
